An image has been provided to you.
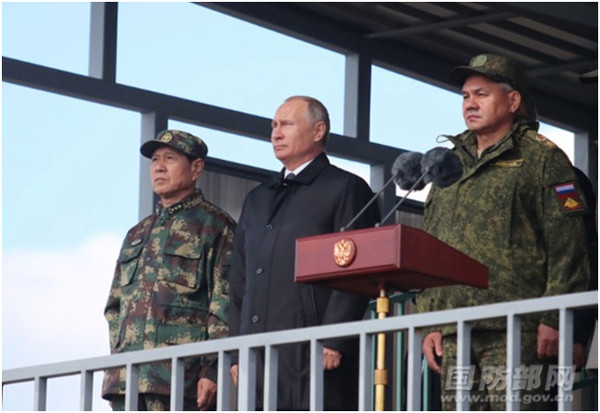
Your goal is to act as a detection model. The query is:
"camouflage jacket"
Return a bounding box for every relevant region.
[415,120,591,335]
[102,189,236,399]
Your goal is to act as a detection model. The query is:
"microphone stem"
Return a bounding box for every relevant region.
[340,173,396,232]
[378,172,427,226]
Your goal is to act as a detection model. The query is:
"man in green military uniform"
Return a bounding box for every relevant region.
[102,130,236,410]
[416,54,592,410]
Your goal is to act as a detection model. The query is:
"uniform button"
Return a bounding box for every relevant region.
[266,224,274,230]
[251,315,259,323]
[256,268,264,275]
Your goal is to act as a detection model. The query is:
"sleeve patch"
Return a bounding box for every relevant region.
[553,182,586,214]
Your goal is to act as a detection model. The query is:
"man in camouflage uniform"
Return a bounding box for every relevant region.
[102,130,236,410]
[415,54,592,410]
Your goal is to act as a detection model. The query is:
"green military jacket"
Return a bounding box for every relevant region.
[416,120,591,334]
[102,189,236,399]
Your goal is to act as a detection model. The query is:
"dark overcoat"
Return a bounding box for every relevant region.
[230,152,380,410]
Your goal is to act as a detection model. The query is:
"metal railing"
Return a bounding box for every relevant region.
[3,291,597,411]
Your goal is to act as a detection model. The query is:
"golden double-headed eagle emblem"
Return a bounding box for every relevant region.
[333,238,356,267]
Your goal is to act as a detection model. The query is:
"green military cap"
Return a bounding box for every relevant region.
[140,130,208,160]
[450,53,528,92]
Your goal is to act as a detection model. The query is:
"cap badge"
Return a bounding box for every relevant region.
[472,55,487,67]
[160,132,173,143]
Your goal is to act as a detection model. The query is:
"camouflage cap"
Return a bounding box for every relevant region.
[140,130,208,160]
[450,53,528,92]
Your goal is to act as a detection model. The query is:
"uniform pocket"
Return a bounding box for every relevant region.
[117,243,144,287]
[154,304,207,345]
[161,237,203,289]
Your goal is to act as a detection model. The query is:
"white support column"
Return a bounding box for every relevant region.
[139,112,168,219]
[79,370,94,411]
[506,314,521,411]
[406,326,422,410]
[310,339,324,411]
[33,376,47,411]
[125,363,139,411]
[558,308,575,411]
[170,357,185,411]
[238,347,257,411]
[263,345,279,410]
[89,2,117,81]
[344,53,372,141]
[358,331,374,411]
[456,321,471,411]
[217,351,232,411]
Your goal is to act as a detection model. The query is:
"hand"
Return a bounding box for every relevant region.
[230,364,239,386]
[573,343,586,368]
[537,323,559,359]
[196,378,217,410]
[423,331,443,374]
[323,347,342,370]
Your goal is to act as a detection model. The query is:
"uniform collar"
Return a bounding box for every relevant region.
[272,152,329,188]
[155,189,205,221]
[453,121,523,161]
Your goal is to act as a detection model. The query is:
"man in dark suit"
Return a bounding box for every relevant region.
[229,96,380,410]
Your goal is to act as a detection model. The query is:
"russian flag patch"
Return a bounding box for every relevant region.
[553,182,585,213]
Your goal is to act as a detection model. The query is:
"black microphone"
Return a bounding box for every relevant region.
[420,146,463,188]
[340,151,423,232]
[378,147,462,226]
[391,151,426,190]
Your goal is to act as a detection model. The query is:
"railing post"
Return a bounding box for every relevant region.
[359,331,374,411]
[263,345,279,410]
[456,321,471,411]
[125,363,139,411]
[506,314,521,411]
[310,339,324,411]
[217,351,232,411]
[170,357,185,410]
[79,370,94,411]
[558,308,574,411]
[238,347,257,410]
[406,326,422,410]
[34,376,47,411]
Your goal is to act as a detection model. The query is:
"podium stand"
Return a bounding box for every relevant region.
[295,224,488,410]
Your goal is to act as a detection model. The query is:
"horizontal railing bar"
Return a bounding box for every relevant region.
[3,291,597,386]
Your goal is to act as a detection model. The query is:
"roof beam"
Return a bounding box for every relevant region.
[2,57,401,166]
[367,12,514,39]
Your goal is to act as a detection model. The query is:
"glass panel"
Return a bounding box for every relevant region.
[2,84,140,249]
[2,83,138,411]
[371,65,465,153]
[118,3,345,133]
[2,2,90,75]
[169,121,373,185]
[169,120,280,172]
[539,123,574,162]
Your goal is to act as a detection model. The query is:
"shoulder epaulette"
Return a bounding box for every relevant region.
[524,130,557,149]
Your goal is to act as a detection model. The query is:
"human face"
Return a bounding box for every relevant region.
[462,75,521,141]
[150,147,203,207]
[271,99,325,171]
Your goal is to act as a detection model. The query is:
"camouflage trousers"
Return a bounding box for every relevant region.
[109,394,198,411]
[439,330,557,411]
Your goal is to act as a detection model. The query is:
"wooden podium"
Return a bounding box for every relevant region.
[295,224,488,296]
[295,224,488,410]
